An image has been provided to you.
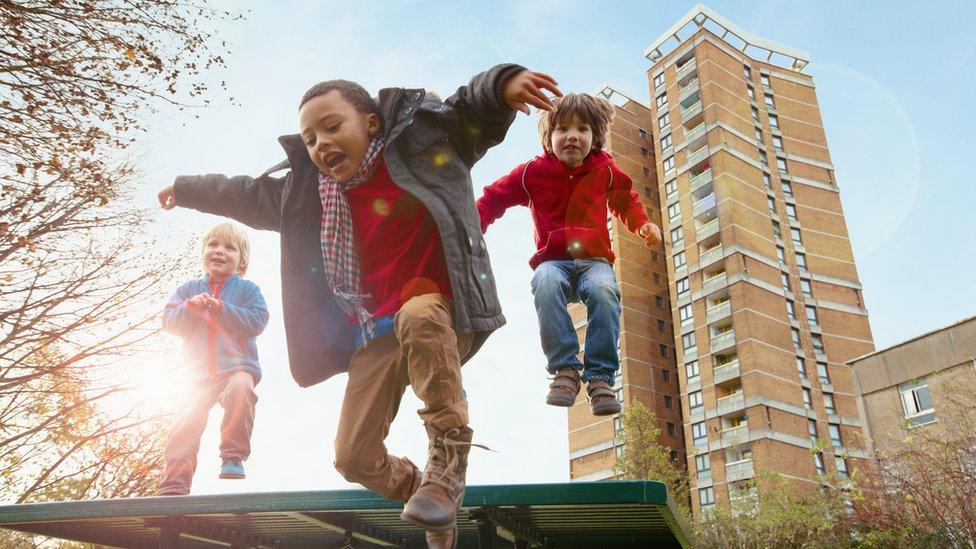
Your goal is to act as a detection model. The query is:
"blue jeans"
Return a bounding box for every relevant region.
[530,259,621,384]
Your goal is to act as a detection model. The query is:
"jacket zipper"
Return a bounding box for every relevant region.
[207,278,226,379]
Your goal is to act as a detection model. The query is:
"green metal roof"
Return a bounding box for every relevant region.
[0,481,690,548]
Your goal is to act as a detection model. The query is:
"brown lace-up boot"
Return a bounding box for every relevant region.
[545,367,581,407]
[587,380,621,416]
[401,425,478,548]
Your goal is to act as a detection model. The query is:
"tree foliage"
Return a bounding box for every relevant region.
[0,0,240,507]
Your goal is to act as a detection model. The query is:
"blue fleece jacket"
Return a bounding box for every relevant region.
[162,274,269,383]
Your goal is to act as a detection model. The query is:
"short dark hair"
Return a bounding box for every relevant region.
[299,79,379,118]
[538,93,616,153]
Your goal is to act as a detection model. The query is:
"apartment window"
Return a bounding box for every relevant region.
[689,390,703,410]
[665,178,678,196]
[641,147,650,157]
[686,360,700,381]
[659,112,670,130]
[777,157,788,174]
[781,181,793,197]
[676,277,690,297]
[616,444,625,458]
[644,186,654,199]
[767,196,776,213]
[657,319,666,332]
[747,86,756,100]
[699,487,715,506]
[754,126,763,142]
[802,387,812,409]
[662,369,671,383]
[661,134,672,150]
[806,306,819,327]
[764,94,775,109]
[783,202,796,221]
[899,379,935,424]
[656,295,664,308]
[836,457,849,479]
[659,343,668,357]
[668,202,681,221]
[763,172,771,189]
[760,74,770,87]
[824,392,836,414]
[817,362,830,384]
[667,421,676,436]
[642,167,651,178]
[682,332,697,352]
[696,454,710,474]
[674,250,686,268]
[751,106,759,121]
[781,272,791,291]
[829,423,842,447]
[792,327,802,349]
[759,149,768,167]
[671,226,684,247]
[808,419,818,443]
[786,299,797,320]
[743,65,752,79]
[772,220,782,239]
[796,252,808,271]
[769,113,780,129]
[777,246,786,263]
[639,128,648,140]
[663,155,675,174]
[656,92,667,108]
[614,416,623,432]
[692,421,707,445]
[652,250,660,262]
[773,135,784,151]
[791,228,803,245]
[801,278,812,296]
[679,304,693,325]
[814,453,825,475]
[812,333,825,353]
[796,357,808,378]
[654,72,665,90]
[615,388,624,403]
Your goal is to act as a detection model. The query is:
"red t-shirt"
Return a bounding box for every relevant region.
[345,160,453,317]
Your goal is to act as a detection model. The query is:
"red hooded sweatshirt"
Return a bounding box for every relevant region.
[477,150,649,269]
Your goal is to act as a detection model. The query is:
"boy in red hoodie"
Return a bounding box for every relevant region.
[477,93,661,416]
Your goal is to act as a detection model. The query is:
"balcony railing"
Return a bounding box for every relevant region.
[713,359,740,384]
[706,300,731,324]
[702,272,727,294]
[699,244,724,267]
[730,486,759,501]
[716,391,745,415]
[726,459,756,482]
[720,424,749,445]
[696,218,719,240]
[689,168,712,193]
[676,58,697,82]
[680,101,703,122]
[682,122,706,147]
[692,192,716,216]
[710,329,736,352]
[686,144,709,167]
[679,79,700,102]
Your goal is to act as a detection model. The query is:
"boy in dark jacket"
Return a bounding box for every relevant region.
[476,93,662,417]
[157,65,560,547]
[157,221,270,495]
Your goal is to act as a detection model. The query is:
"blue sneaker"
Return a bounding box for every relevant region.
[219,458,245,479]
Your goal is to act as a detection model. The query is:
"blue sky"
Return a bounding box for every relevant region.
[135,1,976,494]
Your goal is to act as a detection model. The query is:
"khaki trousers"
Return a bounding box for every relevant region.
[158,371,258,494]
[333,293,473,502]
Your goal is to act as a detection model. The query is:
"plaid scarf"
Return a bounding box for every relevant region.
[318,137,385,338]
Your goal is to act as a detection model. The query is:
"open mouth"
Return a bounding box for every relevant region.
[324,151,346,169]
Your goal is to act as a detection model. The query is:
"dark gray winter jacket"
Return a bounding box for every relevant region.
[173,64,522,387]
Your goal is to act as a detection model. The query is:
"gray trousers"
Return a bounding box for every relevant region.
[158,371,257,495]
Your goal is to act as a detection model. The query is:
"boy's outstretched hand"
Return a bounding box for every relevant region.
[158,184,177,210]
[639,222,662,248]
[503,70,562,115]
